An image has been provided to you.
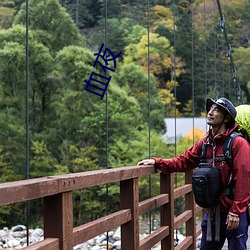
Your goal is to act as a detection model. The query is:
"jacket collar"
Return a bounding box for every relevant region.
[206,124,239,143]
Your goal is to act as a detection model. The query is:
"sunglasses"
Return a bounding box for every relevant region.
[215,99,227,108]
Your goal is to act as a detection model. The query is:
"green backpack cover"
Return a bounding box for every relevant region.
[235,105,250,140]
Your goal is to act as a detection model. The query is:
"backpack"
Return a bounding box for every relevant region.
[192,162,221,208]
[192,131,241,208]
[235,105,250,142]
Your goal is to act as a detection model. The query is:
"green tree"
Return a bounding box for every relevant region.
[87,17,138,58]
[124,32,175,79]
[234,46,250,102]
[0,38,27,180]
[14,0,84,52]
[0,6,15,29]
[61,0,101,29]
[113,63,166,132]
[30,141,57,177]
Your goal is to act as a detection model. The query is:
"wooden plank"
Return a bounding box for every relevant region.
[196,226,202,237]
[174,210,192,229]
[22,238,59,250]
[139,194,169,215]
[174,184,192,199]
[139,226,169,250]
[73,209,131,245]
[0,177,59,206]
[58,165,156,192]
[44,192,73,250]
[195,204,203,213]
[175,236,193,250]
[120,178,140,250]
[0,165,156,206]
[185,171,196,250]
[161,173,174,250]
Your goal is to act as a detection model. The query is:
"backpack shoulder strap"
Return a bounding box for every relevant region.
[223,132,242,169]
[200,141,208,163]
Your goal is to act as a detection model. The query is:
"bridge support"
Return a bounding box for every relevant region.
[185,171,197,250]
[44,192,73,250]
[161,173,174,250]
[120,178,140,250]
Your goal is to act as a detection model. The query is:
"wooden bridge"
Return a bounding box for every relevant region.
[0,165,204,250]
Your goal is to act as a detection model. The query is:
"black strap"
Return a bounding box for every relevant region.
[223,132,242,200]
[201,131,242,167]
[200,142,208,162]
[223,131,242,169]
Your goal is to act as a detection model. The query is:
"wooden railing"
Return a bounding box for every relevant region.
[0,165,203,250]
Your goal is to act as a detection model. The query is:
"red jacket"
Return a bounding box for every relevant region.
[154,124,250,216]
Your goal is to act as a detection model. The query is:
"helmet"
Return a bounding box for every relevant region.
[206,97,237,120]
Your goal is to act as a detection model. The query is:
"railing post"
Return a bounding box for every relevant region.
[44,192,73,250]
[120,178,139,250]
[185,171,196,250]
[160,173,174,250]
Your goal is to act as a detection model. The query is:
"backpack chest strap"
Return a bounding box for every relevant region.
[202,157,226,163]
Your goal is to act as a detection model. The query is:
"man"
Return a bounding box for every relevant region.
[138,97,250,250]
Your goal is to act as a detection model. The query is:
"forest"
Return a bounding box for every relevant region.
[0,0,249,228]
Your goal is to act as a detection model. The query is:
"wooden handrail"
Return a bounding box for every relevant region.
[0,165,203,250]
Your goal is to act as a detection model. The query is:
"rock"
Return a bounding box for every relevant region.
[11,226,26,232]
[113,227,120,240]
[91,245,101,250]
[20,237,27,245]
[87,238,94,245]
[0,230,7,238]
[108,236,116,243]
[113,240,121,249]
[30,228,43,238]
[95,234,106,243]
[0,224,187,249]
[107,231,114,237]
[7,239,20,247]
[100,240,108,246]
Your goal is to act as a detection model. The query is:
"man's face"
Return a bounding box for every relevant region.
[207,104,226,127]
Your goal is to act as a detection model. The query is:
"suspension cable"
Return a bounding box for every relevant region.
[216,0,242,103]
[104,0,109,248]
[218,32,225,96]
[147,0,152,234]
[172,0,179,245]
[25,0,30,246]
[203,0,207,98]
[173,1,177,157]
[191,0,195,144]
[213,0,217,94]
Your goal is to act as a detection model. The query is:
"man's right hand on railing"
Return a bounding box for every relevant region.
[137,159,155,166]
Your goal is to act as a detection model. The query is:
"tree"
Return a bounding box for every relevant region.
[0,6,15,29]
[61,0,101,29]
[86,17,139,59]
[148,5,174,33]
[234,46,250,102]
[124,32,174,78]
[14,0,84,52]
[113,63,166,132]
[0,25,56,132]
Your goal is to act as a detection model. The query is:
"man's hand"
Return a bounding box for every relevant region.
[137,159,155,166]
[226,213,240,230]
